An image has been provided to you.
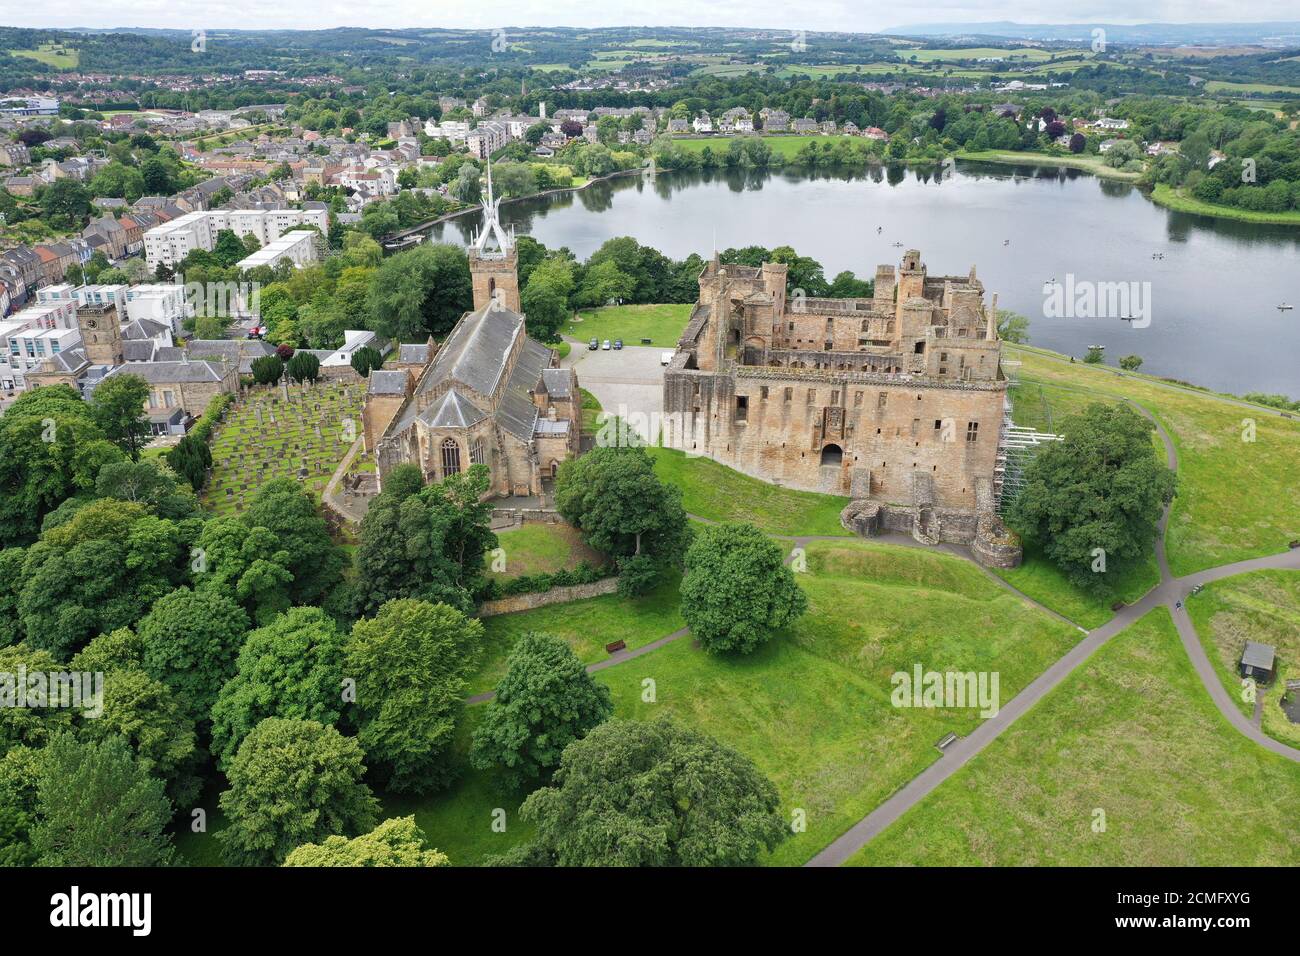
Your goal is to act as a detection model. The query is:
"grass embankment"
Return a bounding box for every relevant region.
[566,303,693,348]
[957,149,1143,181]
[1187,570,1300,747]
[1150,183,1300,226]
[852,608,1300,866]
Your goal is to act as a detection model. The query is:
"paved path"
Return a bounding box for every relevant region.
[807,399,1300,866]
[321,436,366,522]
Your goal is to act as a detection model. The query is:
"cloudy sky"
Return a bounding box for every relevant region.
[0,1,1295,32]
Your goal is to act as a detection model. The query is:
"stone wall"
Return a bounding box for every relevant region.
[477,576,619,617]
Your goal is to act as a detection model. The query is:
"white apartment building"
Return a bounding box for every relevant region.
[37,283,192,335]
[0,300,81,391]
[467,121,510,159]
[143,208,330,269]
[235,230,321,272]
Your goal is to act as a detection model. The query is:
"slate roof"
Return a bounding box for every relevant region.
[398,343,430,365]
[540,367,573,399]
[184,339,276,374]
[1241,641,1276,670]
[367,369,409,395]
[421,300,524,400]
[108,360,226,384]
[123,318,170,340]
[418,388,487,429]
[123,340,160,362]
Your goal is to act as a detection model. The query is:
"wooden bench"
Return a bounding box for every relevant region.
[605,640,626,654]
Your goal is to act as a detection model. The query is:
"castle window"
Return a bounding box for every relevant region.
[831,390,839,405]
[914,341,925,354]
[877,392,887,408]
[760,386,768,400]
[806,389,816,406]
[441,438,462,477]
[966,422,979,443]
[934,419,943,430]
[735,396,748,421]
[854,391,863,407]
[470,438,485,465]
[784,387,793,403]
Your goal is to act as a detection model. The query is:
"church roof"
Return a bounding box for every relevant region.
[419,388,487,429]
[495,337,551,442]
[540,366,573,399]
[367,369,408,395]
[422,300,524,400]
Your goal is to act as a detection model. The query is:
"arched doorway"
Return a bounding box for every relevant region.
[820,443,843,466]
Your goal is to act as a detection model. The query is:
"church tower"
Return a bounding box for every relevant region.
[468,160,520,312]
[77,303,124,367]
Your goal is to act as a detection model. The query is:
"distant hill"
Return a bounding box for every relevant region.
[884,21,1300,46]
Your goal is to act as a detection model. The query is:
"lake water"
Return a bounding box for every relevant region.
[428,163,1300,397]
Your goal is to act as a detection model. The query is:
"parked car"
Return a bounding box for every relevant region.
[612,339,623,350]
[601,339,611,350]
[660,351,673,366]
[588,338,599,350]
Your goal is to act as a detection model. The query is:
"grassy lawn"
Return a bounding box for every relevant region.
[1187,570,1300,747]
[851,608,1300,865]
[12,43,78,69]
[202,381,363,515]
[1205,79,1300,95]
[596,537,1082,865]
[486,521,606,581]
[670,134,871,160]
[957,149,1143,181]
[1150,183,1300,226]
[1007,346,1300,576]
[579,388,603,433]
[471,576,684,696]
[647,446,850,537]
[566,303,692,348]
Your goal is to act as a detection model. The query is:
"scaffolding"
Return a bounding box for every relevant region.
[994,393,1063,514]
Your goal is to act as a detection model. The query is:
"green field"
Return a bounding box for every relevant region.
[957,149,1143,181]
[596,537,1080,865]
[1150,183,1300,226]
[853,609,1300,865]
[1205,79,1300,95]
[1187,570,1300,747]
[485,521,606,582]
[472,577,684,695]
[566,302,693,348]
[1007,347,1300,577]
[670,134,873,159]
[903,46,1064,62]
[12,43,78,69]
[202,380,364,516]
[647,447,851,537]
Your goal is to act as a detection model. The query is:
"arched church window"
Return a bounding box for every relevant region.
[470,438,485,465]
[441,438,462,478]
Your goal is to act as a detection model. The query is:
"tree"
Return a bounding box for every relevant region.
[283,816,449,867]
[166,433,213,491]
[351,465,496,617]
[217,718,379,867]
[367,244,473,340]
[577,258,636,307]
[88,373,151,461]
[554,445,689,594]
[210,607,348,771]
[508,718,787,867]
[680,523,807,654]
[470,633,613,785]
[18,500,190,659]
[520,276,569,343]
[1069,132,1086,154]
[1083,345,1105,364]
[1119,354,1144,371]
[242,478,346,606]
[0,385,123,546]
[94,459,198,519]
[286,351,321,385]
[996,309,1031,344]
[192,517,295,626]
[1007,403,1176,593]
[38,180,92,226]
[344,600,483,794]
[31,734,174,867]
[350,345,384,377]
[69,662,200,807]
[250,355,284,386]
[139,587,250,727]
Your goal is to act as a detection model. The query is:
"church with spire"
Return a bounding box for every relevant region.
[362,160,582,497]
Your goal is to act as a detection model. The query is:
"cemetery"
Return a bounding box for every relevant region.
[202,381,366,517]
